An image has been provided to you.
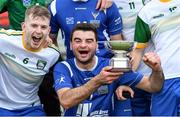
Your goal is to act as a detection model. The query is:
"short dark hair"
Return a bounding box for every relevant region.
[25,5,51,21]
[70,23,98,42]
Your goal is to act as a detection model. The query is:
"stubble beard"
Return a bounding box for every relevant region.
[76,51,96,66]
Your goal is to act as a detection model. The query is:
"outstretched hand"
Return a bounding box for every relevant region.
[96,66,123,84]
[143,52,162,72]
[116,85,134,100]
[96,0,113,11]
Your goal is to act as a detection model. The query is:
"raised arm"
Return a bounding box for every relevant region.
[57,66,123,109]
[135,52,164,93]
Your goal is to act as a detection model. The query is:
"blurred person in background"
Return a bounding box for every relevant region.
[0,0,112,30]
[0,0,53,30]
[0,7,9,29]
[48,0,123,59]
[113,0,154,116]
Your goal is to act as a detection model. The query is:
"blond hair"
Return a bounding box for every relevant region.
[25,5,51,21]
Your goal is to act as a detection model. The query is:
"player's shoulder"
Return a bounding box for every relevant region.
[97,56,110,66]
[48,44,61,53]
[56,58,73,66]
[140,0,156,12]
[50,0,68,7]
[54,59,74,75]
[98,56,109,62]
[49,0,68,16]
[42,44,61,60]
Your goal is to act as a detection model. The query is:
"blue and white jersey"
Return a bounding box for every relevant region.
[53,56,143,116]
[0,29,60,110]
[49,0,122,59]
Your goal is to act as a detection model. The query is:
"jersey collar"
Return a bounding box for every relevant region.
[159,0,172,2]
[74,56,98,71]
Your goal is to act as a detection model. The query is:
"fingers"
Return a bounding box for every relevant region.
[143,52,160,62]
[96,0,113,11]
[143,52,161,70]
[96,0,102,10]
[127,87,134,98]
[104,0,113,10]
[103,66,124,77]
[103,73,122,84]
[116,86,134,100]
[43,37,53,48]
[44,40,52,48]
[98,66,123,84]
[103,66,113,71]
[116,87,126,100]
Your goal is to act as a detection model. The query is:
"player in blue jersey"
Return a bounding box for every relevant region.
[53,23,164,116]
[49,0,123,59]
[0,5,60,116]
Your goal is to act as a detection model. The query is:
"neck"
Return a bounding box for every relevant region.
[76,56,97,71]
[160,0,172,2]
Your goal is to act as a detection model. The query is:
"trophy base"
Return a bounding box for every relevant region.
[110,58,131,72]
[110,68,131,72]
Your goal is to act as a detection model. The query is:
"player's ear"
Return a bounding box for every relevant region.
[96,43,99,52]
[48,26,51,34]
[21,22,25,32]
[70,42,72,50]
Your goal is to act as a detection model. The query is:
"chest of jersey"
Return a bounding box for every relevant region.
[57,4,107,34]
[0,34,58,83]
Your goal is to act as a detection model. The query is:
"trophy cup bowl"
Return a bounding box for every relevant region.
[106,41,134,72]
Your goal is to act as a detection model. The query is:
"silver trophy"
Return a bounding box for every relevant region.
[106,41,134,72]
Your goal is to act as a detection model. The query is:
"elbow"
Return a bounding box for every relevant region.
[60,101,73,110]
[149,72,165,93]
[150,81,164,93]
[150,85,163,93]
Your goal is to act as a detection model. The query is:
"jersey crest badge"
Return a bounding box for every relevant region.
[36,60,47,70]
[97,85,108,95]
[22,0,32,8]
[90,11,100,28]
[66,17,74,25]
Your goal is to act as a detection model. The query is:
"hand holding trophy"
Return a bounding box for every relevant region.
[106,41,134,72]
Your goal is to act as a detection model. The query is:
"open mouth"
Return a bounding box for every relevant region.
[32,36,42,44]
[79,50,89,57]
